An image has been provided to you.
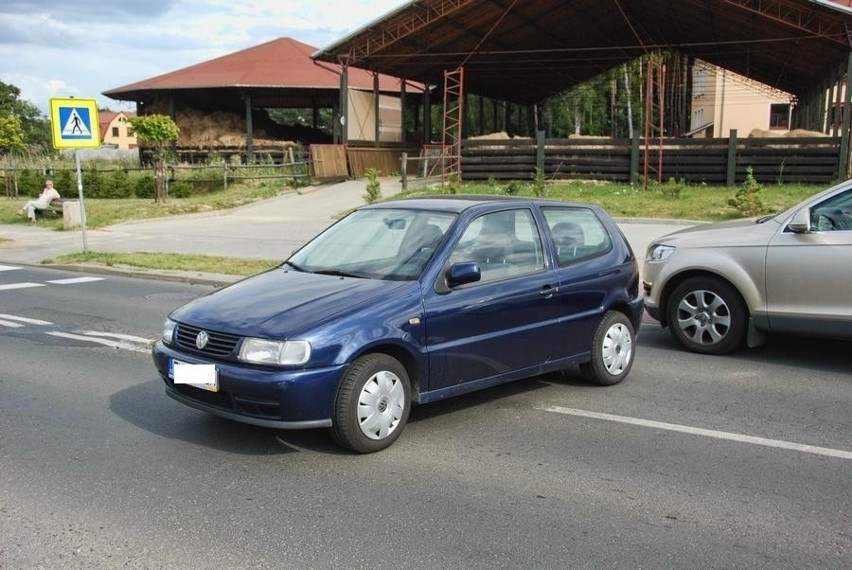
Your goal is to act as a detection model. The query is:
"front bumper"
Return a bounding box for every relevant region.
[152,341,346,429]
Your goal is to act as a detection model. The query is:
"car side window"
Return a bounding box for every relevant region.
[542,207,613,267]
[812,189,852,232]
[449,209,544,283]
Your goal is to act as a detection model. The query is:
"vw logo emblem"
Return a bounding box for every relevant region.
[195,331,209,349]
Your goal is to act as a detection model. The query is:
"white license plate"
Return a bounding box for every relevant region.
[170,358,219,392]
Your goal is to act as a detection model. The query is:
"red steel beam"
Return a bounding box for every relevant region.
[721,0,850,44]
[348,0,479,62]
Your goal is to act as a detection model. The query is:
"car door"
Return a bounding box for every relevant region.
[422,207,560,392]
[542,206,626,356]
[765,187,852,336]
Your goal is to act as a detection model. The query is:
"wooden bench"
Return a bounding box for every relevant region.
[37,199,68,218]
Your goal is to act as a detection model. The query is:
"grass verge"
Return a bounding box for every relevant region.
[9,178,831,277]
[52,251,281,277]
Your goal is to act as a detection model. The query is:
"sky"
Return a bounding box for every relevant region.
[0,0,409,115]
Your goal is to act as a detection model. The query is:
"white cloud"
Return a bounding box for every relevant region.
[0,0,409,114]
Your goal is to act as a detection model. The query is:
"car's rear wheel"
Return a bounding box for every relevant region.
[580,311,635,386]
[331,353,411,453]
[666,276,746,355]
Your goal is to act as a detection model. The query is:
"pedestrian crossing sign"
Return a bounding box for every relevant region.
[49,98,101,149]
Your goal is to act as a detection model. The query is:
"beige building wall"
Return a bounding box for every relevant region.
[102,112,138,149]
[690,61,794,138]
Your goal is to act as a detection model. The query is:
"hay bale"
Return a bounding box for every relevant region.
[785,129,828,138]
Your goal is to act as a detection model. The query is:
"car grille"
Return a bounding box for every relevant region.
[175,323,240,356]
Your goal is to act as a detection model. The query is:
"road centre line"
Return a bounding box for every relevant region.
[0,319,24,328]
[539,405,852,460]
[80,330,154,344]
[0,313,53,325]
[0,265,22,271]
[46,332,152,353]
[47,277,105,285]
[0,282,45,291]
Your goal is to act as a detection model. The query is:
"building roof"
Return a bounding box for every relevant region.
[312,0,852,105]
[104,37,419,111]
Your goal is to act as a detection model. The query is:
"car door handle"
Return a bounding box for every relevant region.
[540,285,557,298]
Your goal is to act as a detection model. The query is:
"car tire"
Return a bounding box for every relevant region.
[666,276,746,355]
[580,311,635,386]
[331,353,411,453]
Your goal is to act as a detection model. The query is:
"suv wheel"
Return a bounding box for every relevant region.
[666,276,746,354]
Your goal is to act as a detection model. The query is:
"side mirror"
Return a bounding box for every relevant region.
[787,208,811,234]
[446,262,481,288]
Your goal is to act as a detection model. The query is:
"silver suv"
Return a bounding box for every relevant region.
[643,180,852,354]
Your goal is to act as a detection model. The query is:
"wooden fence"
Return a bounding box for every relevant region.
[461,133,843,185]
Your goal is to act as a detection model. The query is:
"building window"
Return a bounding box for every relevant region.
[112,127,119,137]
[127,127,134,137]
[769,104,790,129]
[694,68,707,97]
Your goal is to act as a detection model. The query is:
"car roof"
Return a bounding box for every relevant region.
[363,195,598,215]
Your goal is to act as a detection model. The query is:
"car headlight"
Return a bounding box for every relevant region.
[162,318,177,343]
[646,244,676,262]
[239,338,312,366]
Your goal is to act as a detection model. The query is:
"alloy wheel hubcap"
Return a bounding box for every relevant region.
[676,289,731,345]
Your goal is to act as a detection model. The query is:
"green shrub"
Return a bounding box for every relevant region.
[82,168,105,197]
[728,167,767,216]
[170,181,193,198]
[504,180,521,195]
[662,177,684,200]
[134,174,155,199]
[17,169,41,196]
[363,167,381,204]
[532,168,547,197]
[104,169,133,198]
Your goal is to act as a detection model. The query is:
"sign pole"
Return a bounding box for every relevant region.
[49,97,99,255]
[74,150,89,252]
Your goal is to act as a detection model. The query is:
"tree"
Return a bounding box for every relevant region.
[0,114,25,152]
[0,81,51,151]
[129,114,180,204]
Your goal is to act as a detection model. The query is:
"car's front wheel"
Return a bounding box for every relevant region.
[666,276,746,354]
[331,353,411,453]
[580,311,635,386]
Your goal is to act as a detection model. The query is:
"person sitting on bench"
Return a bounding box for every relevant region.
[18,179,61,224]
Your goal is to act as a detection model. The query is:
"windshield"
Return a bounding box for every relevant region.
[289,208,456,281]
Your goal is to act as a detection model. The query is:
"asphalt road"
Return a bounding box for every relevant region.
[1,266,850,568]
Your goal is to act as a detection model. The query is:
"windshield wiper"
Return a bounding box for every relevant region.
[313,269,367,279]
[282,260,305,272]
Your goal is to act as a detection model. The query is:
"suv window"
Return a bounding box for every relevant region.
[542,207,613,266]
[813,188,852,232]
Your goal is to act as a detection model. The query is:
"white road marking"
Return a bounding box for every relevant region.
[46,277,105,285]
[0,265,22,271]
[79,330,154,345]
[46,332,152,354]
[0,283,46,291]
[0,319,24,328]
[539,405,852,460]
[0,314,53,325]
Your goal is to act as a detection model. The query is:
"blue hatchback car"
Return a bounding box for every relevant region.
[152,197,643,452]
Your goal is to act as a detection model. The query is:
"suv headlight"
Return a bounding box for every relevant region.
[646,244,676,262]
[239,338,311,366]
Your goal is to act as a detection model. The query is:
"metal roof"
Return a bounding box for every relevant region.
[312,0,852,104]
[103,37,418,111]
